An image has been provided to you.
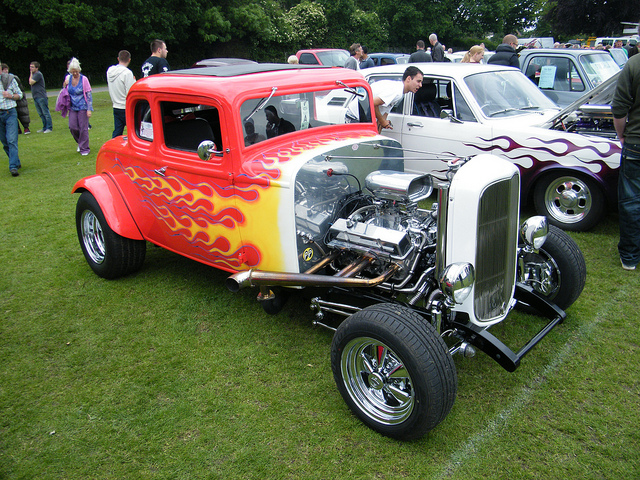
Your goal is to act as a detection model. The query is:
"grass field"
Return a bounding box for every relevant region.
[1,91,638,479]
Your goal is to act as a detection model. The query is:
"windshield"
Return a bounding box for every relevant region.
[316,50,349,67]
[580,54,621,85]
[240,85,371,146]
[464,70,560,118]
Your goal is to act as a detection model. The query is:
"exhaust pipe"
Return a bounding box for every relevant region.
[226,263,399,293]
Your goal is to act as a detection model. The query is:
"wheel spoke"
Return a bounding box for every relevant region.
[385,384,411,403]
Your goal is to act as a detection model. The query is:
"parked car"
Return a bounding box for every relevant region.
[609,48,628,68]
[519,48,620,107]
[360,63,621,231]
[296,49,349,67]
[73,63,585,441]
[368,53,410,66]
[192,58,257,68]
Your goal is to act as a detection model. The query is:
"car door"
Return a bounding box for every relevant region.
[387,76,494,179]
[128,94,244,271]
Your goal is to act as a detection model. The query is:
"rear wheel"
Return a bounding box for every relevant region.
[533,173,604,231]
[76,191,146,279]
[331,304,457,440]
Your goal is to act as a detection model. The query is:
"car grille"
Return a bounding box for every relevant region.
[474,175,519,320]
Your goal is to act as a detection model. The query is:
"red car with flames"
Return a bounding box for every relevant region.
[73,64,585,440]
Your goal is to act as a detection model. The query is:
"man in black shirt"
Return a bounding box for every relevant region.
[141,39,170,78]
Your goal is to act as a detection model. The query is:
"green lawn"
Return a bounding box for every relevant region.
[0,92,638,479]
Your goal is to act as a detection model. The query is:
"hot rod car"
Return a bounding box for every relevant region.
[73,64,586,440]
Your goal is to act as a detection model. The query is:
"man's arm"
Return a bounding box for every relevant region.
[614,116,627,145]
[373,96,391,129]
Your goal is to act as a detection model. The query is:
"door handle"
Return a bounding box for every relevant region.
[154,166,167,177]
[407,122,424,128]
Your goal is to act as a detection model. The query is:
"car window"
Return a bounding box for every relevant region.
[162,101,222,153]
[134,100,153,141]
[411,78,458,120]
[525,56,585,92]
[299,53,319,65]
[315,50,349,67]
[453,84,476,122]
[240,86,372,146]
[580,54,620,86]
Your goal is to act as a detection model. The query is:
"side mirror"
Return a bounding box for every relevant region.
[440,110,463,124]
[197,140,221,161]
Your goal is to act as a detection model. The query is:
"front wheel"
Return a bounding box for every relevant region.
[331,304,457,440]
[533,173,604,231]
[519,225,586,310]
[76,191,146,279]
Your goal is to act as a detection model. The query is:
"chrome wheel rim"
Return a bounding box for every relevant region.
[340,337,414,425]
[80,210,106,264]
[544,176,592,225]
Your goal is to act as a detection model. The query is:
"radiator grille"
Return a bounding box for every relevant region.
[474,175,519,320]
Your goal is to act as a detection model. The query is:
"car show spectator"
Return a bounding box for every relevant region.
[265,105,295,138]
[487,34,520,67]
[141,39,170,77]
[65,57,93,156]
[429,34,445,62]
[29,61,53,133]
[409,40,432,63]
[0,67,23,176]
[344,43,362,70]
[360,46,374,69]
[287,55,299,64]
[107,50,136,138]
[461,45,485,63]
[612,49,640,270]
[2,64,30,134]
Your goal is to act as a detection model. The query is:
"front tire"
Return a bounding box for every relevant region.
[533,172,604,231]
[520,225,586,310]
[331,304,457,440]
[76,191,146,279]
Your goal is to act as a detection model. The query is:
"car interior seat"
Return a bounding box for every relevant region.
[413,83,441,118]
[164,117,216,152]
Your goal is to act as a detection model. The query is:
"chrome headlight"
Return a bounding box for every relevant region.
[520,216,548,250]
[440,262,475,305]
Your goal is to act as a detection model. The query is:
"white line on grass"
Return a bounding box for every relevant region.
[435,296,612,479]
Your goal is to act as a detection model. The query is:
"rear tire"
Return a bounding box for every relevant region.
[533,173,604,231]
[331,304,457,440]
[76,191,146,279]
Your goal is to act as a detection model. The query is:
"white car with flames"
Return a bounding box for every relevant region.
[358,63,621,231]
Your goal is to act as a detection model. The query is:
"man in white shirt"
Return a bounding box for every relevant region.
[107,50,136,138]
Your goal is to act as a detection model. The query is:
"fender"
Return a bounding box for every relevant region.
[72,174,144,240]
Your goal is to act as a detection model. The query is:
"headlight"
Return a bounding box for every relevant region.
[520,216,548,250]
[439,262,475,305]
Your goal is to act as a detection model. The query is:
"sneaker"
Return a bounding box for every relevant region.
[621,259,636,271]
[81,152,89,156]
[37,129,44,133]
[24,128,31,134]
[77,146,80,152]
[43,129,52,133]
[10,168,19,177]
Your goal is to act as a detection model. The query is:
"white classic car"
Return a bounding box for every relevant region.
[359,63,621,231]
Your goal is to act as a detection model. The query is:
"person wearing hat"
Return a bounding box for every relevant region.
[244,118,266,145]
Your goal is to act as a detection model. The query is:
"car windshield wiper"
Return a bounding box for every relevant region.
[244,87,278,123]
[336,80,365,98]
[488,106,543,117]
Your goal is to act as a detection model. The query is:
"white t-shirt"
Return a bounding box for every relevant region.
[346,80,404,120]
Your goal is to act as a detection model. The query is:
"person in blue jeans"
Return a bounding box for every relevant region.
[28,61,53,133]
[0,70,23,176]
[612,49,640,270]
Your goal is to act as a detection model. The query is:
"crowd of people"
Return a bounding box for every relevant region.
[0,39,169,176]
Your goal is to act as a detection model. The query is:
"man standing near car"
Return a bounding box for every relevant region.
[107,50,135,138]
[141,39,170,77]
[429,34,445,62]
[488,34,520,68]
[344,43,362,70]
[409,40,432,63]
[612,50,640,270]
